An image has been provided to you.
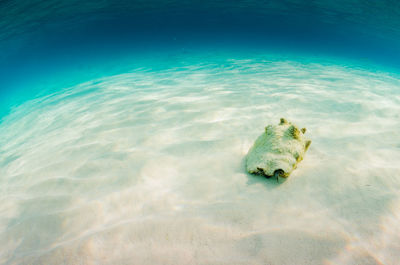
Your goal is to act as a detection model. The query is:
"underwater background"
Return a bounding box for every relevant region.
[2,0,400,118]
[1,1,400,264]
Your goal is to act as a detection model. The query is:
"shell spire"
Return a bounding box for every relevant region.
[288,125,300,139]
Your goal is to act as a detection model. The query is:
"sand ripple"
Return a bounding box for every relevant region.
[1,57,400,264]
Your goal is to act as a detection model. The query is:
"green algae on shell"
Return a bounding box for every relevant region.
[246,118,311,179]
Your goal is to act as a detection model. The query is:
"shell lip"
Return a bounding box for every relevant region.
[256,167,287,179]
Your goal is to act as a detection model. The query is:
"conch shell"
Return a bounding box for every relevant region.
[246,118,311,180]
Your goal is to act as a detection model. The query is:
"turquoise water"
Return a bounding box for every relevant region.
[1,1,400,265]
[2,1,400,118]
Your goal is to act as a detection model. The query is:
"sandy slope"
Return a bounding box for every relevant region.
[1,57,399,265]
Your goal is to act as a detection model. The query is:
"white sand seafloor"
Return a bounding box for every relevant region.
[1,57,400,265]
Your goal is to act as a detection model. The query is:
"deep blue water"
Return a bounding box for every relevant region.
[1,0,400,118]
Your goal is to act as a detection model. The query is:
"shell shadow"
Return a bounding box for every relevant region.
[245,172,288,190]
